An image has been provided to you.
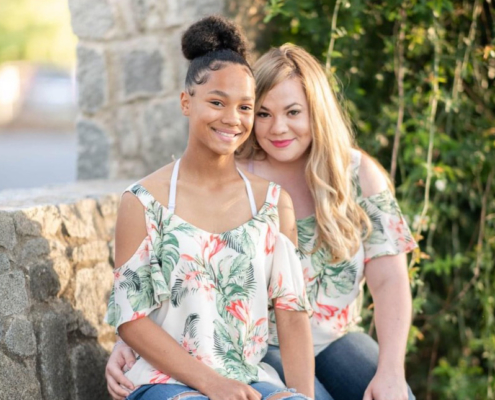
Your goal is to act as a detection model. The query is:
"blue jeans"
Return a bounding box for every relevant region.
[127,381,310,400]
[262,332,416,400]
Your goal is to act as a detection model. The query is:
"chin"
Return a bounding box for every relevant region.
[263,149,301,163]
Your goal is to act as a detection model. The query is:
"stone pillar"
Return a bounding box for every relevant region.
[69,0,226,180]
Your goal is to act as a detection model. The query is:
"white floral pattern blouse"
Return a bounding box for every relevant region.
[268,149,418,354]
[106,182,312,388]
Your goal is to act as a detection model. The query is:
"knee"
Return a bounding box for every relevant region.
[170,392,207,400]
[267,391,311,400]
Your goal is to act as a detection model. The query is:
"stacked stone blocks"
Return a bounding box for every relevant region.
[0,182,130,400]
[70,0,225,180]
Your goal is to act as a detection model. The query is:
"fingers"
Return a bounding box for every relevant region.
[107,364,134,391]
[122,346,137,369]
[106,375,132,400]
[248,387,262,400]
[363,389,373,400]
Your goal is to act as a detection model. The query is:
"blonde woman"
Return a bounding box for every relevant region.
[107,43,417,400]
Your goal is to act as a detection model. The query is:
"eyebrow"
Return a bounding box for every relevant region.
[259,102,303,111]
[207,90,254,102]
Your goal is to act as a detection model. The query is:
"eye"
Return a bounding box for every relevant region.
[288,110,300,116]
[256,112,270,118]
[240,105,253,111]
[210,101,223,106]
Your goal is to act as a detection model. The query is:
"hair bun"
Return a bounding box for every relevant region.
[181,15,247,61]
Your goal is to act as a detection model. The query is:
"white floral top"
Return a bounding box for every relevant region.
[106,181,312,388]
[268,149,418,354]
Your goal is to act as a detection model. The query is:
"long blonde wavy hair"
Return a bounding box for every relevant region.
[237,43,371,263]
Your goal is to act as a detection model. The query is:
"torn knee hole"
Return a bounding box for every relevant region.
[267,392,298,400]
[170,391,204,400]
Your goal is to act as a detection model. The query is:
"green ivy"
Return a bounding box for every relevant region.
[262,1,495,398]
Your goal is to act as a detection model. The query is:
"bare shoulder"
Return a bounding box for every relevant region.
[137,162,176,205]
[114,162,175,268]
[115,192,147,268]
[358,152,390,197]
[277,188,298,246]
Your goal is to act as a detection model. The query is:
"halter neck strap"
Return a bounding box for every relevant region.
[168,158,257,217]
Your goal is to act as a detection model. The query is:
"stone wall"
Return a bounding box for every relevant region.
[0,181,130,400]
[69,0,226,180]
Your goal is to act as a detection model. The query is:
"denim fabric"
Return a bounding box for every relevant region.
[262,332,416,400]
[126,381,309,400]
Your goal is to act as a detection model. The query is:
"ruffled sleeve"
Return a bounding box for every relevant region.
[268,233,313,315]
[359,189,418,263]
[105,235,170,332]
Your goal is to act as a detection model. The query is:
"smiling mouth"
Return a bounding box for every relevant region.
[270,139,295,148]
[212,128,242,139]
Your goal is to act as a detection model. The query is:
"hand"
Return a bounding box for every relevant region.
[202,376,262,400]
[363,369,409,400]
[105,341,137,400]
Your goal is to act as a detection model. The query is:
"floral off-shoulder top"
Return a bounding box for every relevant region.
[106,181,312,389]
[268,149,418,354]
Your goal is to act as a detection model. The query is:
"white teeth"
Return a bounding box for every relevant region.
[215,129,238,138]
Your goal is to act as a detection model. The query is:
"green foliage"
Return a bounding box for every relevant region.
[0,0,76,66]
[262,0,495,398]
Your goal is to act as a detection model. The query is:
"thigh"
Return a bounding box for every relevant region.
[262,346,334,400]
[315,332,416,400]
[315,332,379,400]
[126,384,206,400]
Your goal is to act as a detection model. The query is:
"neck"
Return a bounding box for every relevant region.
[265,153,309,182]
[180,148,238,183]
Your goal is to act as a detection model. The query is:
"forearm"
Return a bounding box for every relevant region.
[275,308,314,398]
[367,256,412,373]
[118,317,220,393]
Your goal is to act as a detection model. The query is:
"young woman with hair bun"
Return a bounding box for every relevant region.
[105,17,314,400]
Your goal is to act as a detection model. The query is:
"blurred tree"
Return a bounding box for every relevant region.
[261,0,495,399]
[0,0,76,67]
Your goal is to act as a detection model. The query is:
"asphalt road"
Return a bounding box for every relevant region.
[0,130,77,191]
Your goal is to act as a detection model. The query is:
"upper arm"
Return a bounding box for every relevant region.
[365,253,408,293]
[277,189,298,246]
[114,192,148,269]
[358,153,391,197]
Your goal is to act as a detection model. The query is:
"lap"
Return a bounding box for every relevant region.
[316,332,415,400]
[264,333,415,400]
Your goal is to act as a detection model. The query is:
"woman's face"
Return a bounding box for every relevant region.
[254,77,312,163]
[181,63,255,156]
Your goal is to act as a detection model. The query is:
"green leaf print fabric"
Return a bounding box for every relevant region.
[105,235,169,330]
[268,149,417,352]
[359,189,417,261]
[105,182,311,389]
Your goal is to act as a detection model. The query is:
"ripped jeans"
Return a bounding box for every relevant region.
[126,381,311,400]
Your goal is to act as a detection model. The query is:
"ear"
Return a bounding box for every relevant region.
[180,91,190,116]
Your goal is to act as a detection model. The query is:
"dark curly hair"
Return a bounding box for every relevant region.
[181,15,252,94]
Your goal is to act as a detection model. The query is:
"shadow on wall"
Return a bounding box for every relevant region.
[0,183,126,400]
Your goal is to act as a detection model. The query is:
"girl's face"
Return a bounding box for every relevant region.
[181,64,255,157]
[254,77,312,163]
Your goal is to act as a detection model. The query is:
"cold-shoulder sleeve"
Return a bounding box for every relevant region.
[105,235,170,332]
[105,184,171,332]
[359,189,418,263]
[268,233,313,315]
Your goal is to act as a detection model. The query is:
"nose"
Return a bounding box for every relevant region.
[270,116,288,135]
[221,107,241,126]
